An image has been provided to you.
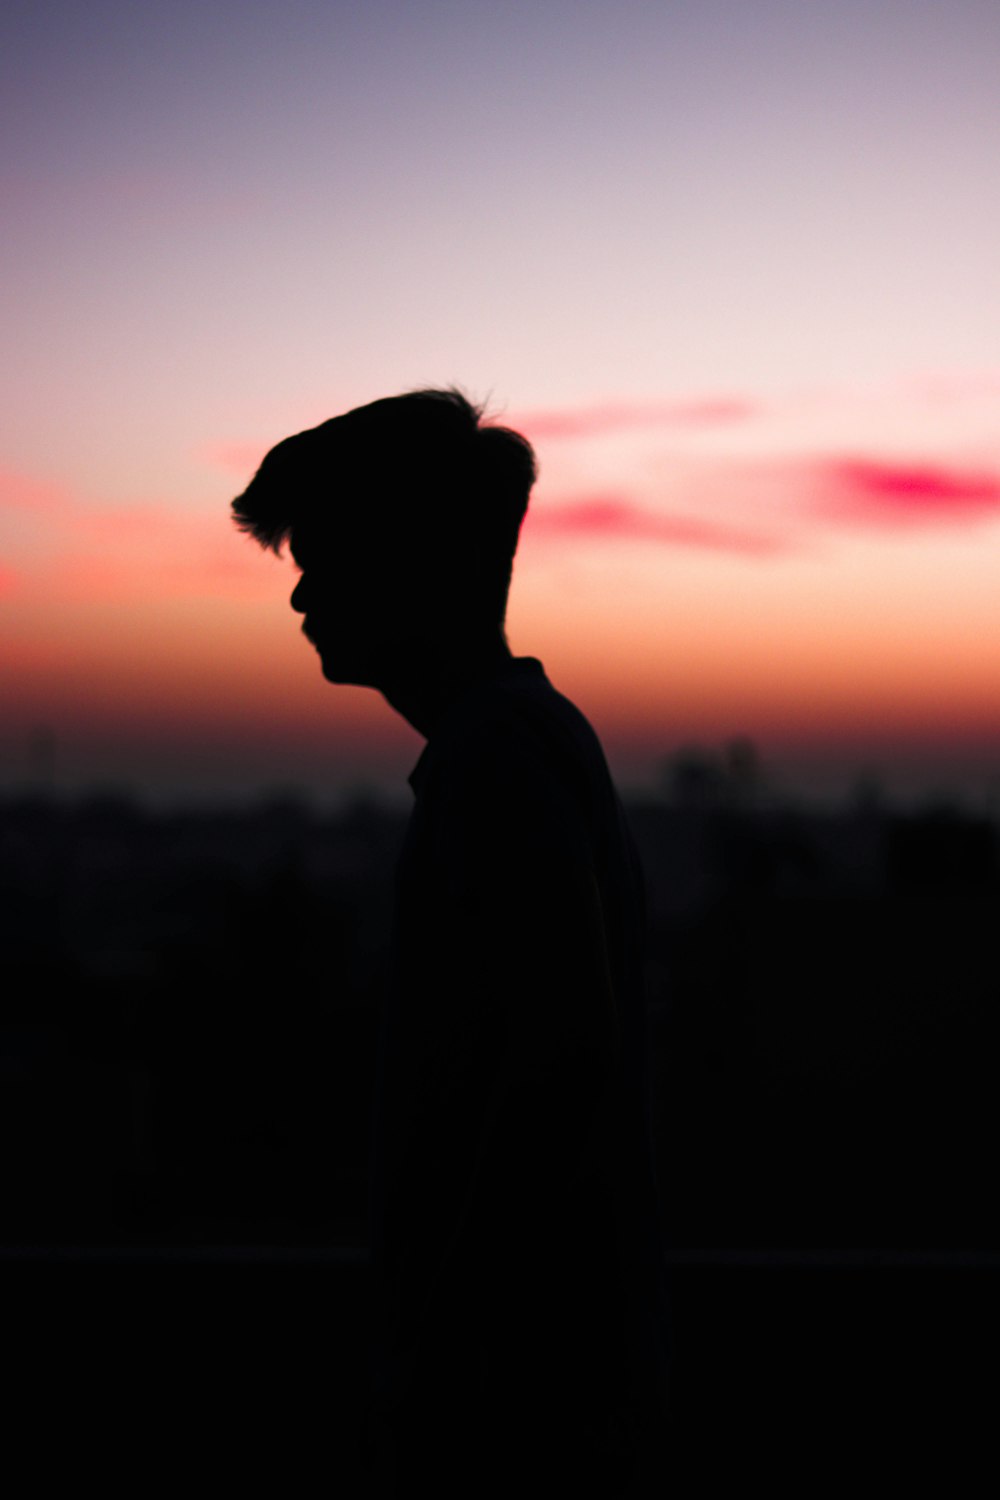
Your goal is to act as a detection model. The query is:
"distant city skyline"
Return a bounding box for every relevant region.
[8,714,1000,819]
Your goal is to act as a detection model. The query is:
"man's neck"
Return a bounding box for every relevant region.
[380,632,514,740]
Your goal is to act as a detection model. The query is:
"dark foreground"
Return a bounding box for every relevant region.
[3,785,997,1487]
[7,1252,995,1493]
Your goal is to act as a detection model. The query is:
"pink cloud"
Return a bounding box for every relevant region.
[202,372,1000,473]
[65,512,281,602]
[512,397,759,440]
[525,494,785,556]
[48,547,277,604]
[903,371,1000,404]
[0,468,73,513]
[1,461,280,602]
[0,467,183,539]
[197,441,268,476]
[821,458,1000,527]
[201,399,757,472]
[522,453,1000,559]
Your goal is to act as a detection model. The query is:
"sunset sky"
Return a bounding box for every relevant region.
[3,0,999,807]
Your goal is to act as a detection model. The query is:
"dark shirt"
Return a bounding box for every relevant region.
[367,655,669,1495]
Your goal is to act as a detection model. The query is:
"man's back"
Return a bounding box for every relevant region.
[368,656,669,1496]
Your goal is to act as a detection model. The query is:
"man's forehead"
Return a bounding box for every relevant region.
[289,512,385,567]
[289,523,333,570]
[288,527,311,566]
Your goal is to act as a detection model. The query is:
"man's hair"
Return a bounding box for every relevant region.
[231,386,537,626]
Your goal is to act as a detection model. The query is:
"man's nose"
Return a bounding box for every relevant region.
[290,578,306,613]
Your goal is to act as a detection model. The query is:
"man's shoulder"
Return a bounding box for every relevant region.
[420,659,617,838]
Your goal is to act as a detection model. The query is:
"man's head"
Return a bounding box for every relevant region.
[231,387,537,686]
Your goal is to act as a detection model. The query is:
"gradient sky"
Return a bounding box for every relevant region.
[3,0,999,806]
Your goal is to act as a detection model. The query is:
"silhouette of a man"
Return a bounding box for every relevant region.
[232,388,669,1498]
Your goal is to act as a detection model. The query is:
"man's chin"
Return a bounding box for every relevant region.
[319,655,349,684]
[318,650,375,688]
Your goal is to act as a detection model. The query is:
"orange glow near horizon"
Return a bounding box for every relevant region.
[5,438,1000,805]
[3,332,1000,803]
